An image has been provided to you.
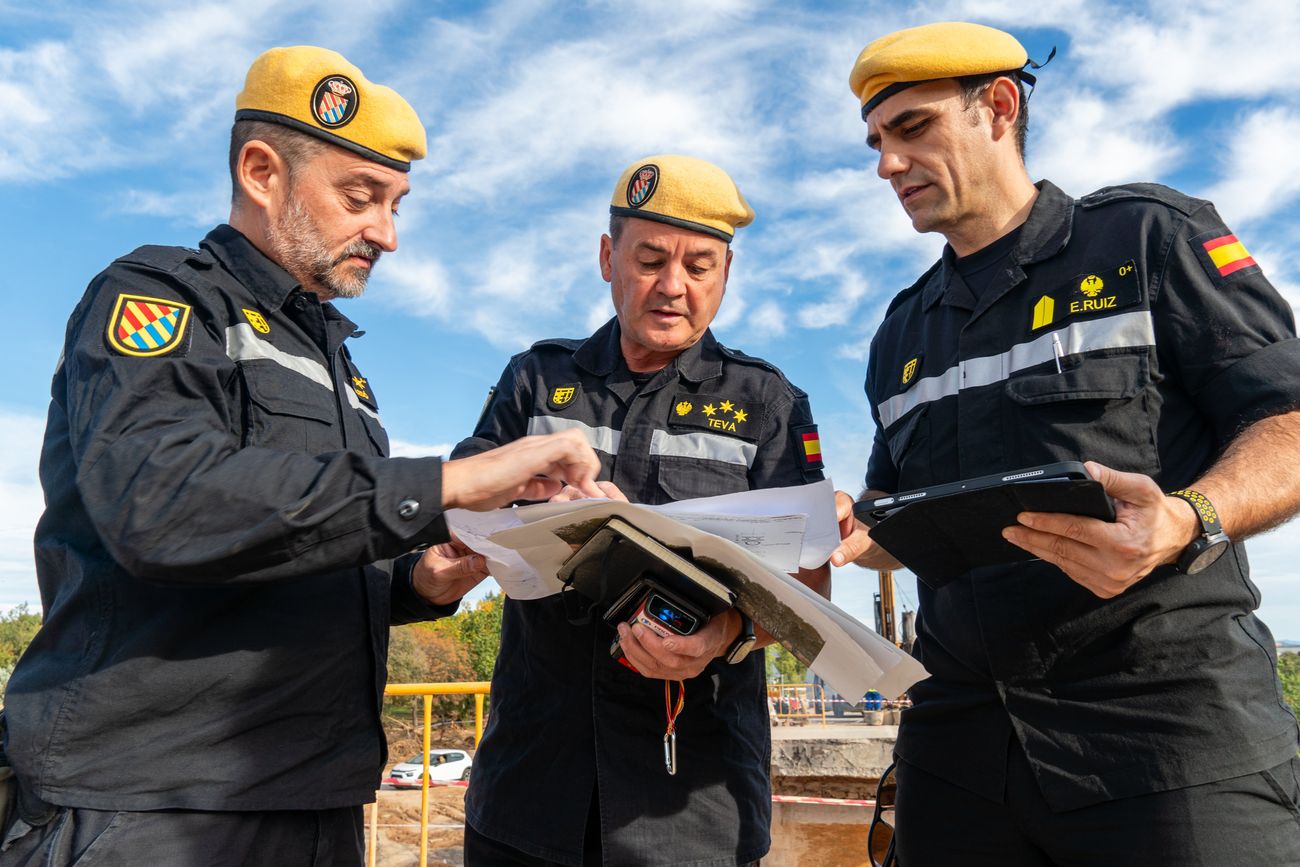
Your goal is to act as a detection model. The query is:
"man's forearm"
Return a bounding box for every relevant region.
[1189,409,1300,539]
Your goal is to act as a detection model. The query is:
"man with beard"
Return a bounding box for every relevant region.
[831,22,1300,866]
[0,46,602,866]
[452,155,831,867]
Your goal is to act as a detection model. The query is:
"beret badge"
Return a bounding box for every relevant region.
[311,74,359,128]
[626,165,660,208]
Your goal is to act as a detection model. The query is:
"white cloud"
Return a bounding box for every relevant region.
[1201,107,1300,227]
[0,410,46,608]
[389,438,453,459]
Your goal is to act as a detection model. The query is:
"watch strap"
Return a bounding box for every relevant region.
[1168,489,1223,537]
[724,611,756,665]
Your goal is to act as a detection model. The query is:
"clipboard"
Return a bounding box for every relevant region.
[853,462,1116,588]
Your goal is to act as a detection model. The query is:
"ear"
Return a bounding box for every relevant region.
[599,234,614,283]
[722,248,733,285]
[235,140,288,212]
[986,76,1021,144]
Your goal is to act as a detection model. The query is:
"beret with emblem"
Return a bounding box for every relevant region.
[610,154,755,243]
[850,22,1035,119]
[236,45,426,172]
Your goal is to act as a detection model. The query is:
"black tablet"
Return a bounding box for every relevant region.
[852,462,1116,588]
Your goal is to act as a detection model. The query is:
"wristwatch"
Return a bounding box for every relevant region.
[724,611,757,665]
[1168,489,1230,574]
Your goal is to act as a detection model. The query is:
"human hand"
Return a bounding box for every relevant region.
[1001,461,1200,598]
[442,429,603,510]
[829,490,903,569]
[549,480,629,503]
[412,539,489,606]
[615,608,741,680]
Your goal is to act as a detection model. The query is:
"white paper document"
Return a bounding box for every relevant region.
[445,480,928,698]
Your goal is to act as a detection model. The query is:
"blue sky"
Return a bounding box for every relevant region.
[3,0,1299,643]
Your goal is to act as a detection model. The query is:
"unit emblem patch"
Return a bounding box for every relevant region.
[106,293,192,357]
[549,384,580,410]
[311,75,359,128]
[668,393,762,441]
[900,354,923,389]
[242,308,270,334]
[627,165,660,208]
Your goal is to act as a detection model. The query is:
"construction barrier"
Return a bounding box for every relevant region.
[368,681,490,867]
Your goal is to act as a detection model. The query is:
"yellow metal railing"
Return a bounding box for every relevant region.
[768,682,829,725]
[368,681,491,867]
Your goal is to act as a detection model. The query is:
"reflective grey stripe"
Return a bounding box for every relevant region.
[225,324,333,391]
[649,429,757,468]
[344,385,381,421]
[877,310,1156,429]
[527,415,621,455]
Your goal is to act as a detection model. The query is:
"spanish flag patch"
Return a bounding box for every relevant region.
[792,423,824,476]
[1202,233,1255,277]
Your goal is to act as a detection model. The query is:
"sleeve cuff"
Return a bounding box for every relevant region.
[390,551,463,624]
[1197,338,1300,443]
[373,456,452,549]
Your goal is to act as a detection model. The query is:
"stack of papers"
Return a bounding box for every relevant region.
[447,480,928,699]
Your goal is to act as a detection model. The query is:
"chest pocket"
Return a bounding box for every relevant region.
[885,405,937,489]
[1003,349,1159,474]
[356,410,390,457]
[240,362,339,454]
[655,456,750,502]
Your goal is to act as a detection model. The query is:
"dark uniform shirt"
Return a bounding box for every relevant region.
[451,318,823,867]
[5,225,455,813]
[865,181,1300,811]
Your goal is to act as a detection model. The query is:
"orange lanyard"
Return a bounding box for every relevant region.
[663,679,685,775]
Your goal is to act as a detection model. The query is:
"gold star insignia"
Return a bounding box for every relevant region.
[720,400,734,413]
[733,409,748,423]
[703,404,717,416]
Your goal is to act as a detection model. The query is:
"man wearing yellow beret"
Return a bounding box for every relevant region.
[0,46,603,865]
[451,155,831,866]
[832,20,1300,865]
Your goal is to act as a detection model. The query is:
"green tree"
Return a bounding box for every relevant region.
[765,642,807,684]
[0,603,42,694]
[1278,652,1300,719]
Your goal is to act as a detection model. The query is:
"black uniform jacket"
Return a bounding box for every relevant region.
[452,318,823,867]
[866,181,1300,811]
[5,225,455,812]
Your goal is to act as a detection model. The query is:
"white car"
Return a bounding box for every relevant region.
[385,749,472,788]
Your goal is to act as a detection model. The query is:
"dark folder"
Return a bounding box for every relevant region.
[853,462,1116,588]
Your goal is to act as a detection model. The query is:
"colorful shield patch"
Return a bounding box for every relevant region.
[626,164,660,208]
[311,75,359,128]
[107,293,192,357]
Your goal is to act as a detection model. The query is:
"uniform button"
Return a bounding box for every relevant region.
[397,498,421,520]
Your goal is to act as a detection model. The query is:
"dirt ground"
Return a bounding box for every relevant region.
[369,786,468,867]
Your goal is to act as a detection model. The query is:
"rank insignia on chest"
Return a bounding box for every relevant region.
[242,308,270,334]
[106,293,192,357]
[900,354,923,390]
[1030,259,1141,332]
[351,375,370,401]
[548,383,580,410]
[667,393,762,441]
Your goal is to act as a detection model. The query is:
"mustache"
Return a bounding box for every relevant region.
[334,240,382,267]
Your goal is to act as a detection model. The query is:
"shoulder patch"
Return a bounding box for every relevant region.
[106,293,192,357]
[792,423,824,478]
[1191,228,1260,287]
[669,393,763,442]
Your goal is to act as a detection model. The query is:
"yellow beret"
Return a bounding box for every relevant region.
[850,22,1031,119]
[236,46,426,172]
[610,154,754,243]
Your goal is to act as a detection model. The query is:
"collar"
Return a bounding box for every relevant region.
[202,224,361,340]
[202,224,304,313]
[573,317,726,392]
[922,180,1075,311]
